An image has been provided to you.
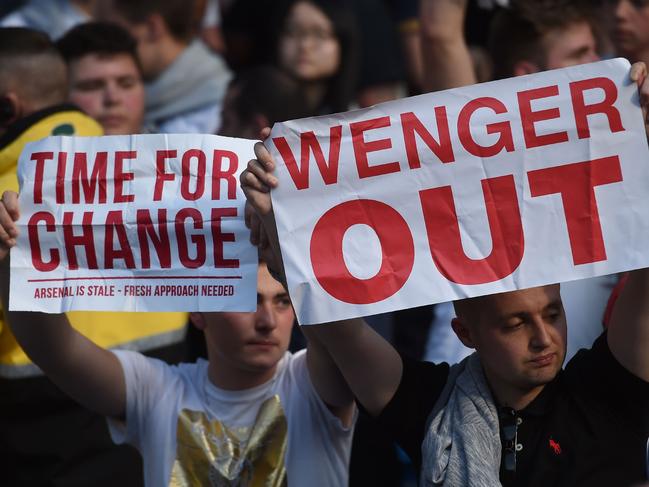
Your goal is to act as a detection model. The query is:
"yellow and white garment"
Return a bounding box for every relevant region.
[0,104,187,378]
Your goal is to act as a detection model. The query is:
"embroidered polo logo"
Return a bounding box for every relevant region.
[549,438,562,455]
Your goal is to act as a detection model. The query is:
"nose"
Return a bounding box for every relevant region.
[255,300,277,332]
[296,32,318,51]
[296,37,311,53]
[529,319,552,350]
[103,83,120,106]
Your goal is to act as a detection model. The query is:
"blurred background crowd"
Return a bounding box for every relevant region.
[0,0,648,485]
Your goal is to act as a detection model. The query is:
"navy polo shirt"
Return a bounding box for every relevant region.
[377,333,649,486]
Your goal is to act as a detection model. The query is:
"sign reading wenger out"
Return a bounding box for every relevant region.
[267,58,649,325]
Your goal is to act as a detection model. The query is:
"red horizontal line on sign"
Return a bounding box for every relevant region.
[28,276,242,283]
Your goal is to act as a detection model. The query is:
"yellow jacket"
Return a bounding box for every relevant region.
[0,105,188,378]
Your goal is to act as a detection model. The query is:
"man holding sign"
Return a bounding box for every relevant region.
[0,132,356,486]
[0,27,183,487]
[0,249,355,486]
[242,59,649,486]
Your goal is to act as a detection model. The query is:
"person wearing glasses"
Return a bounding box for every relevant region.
[275,0,359,116]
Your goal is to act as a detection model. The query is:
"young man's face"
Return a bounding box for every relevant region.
[610,0,649,60]
[456,285,567,406]
[68,53,144,135]
[196,264,295,388]
[542,20,600,70]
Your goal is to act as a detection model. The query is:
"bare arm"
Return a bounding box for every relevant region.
[0,191,126,417]
[607,64,649,381]
[305,319,402,418]
[607,269,649,381]
[241,135,403,417]
[398,20,424,94]
[420,0,477,92]
[302,327,355,425]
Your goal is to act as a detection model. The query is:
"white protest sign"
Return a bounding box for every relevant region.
[267,58,649,325]
[10,134,258,313]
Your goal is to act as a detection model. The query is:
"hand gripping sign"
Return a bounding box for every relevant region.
[10,134,257,313]
[267,58,649,325]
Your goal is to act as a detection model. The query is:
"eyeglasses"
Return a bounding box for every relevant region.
[499,407,522,483]
[281,26,336,44]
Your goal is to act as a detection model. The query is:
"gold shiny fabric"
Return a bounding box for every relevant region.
[169,395,288,486]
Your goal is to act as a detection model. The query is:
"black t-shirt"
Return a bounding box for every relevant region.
[377,333,649,486]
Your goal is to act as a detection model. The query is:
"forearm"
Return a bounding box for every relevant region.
[419,0,476,92]
[398,28,424,93]
[421,37,476,92]
[608,267,649,381]
[304,328,355,426]
[307,318,402,417]
[0,262,76,369]
[0,262,125,416]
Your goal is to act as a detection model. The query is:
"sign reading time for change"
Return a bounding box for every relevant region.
[10,134,257,313]
[268,58,649,325]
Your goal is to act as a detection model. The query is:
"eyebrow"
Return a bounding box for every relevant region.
[545,300,563,311]
[494,299,562,321]
[257,292,290,300]
[570,46,593,59]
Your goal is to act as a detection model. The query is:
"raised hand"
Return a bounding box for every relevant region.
[240,128,286,285]
[629,62,649,138]
[0,191,20,262]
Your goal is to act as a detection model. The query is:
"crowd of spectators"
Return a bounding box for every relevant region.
[1,0,649,486]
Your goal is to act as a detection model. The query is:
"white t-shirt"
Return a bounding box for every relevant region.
[108,350,354,486]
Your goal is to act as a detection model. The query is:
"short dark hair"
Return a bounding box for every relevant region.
[56,21,140,72]
[231,65,310,126]
[110,0,198,43]
[0,27,67,105]
[488,0,594,80]
[0,26,59,58]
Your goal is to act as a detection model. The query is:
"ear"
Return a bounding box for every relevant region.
[0,93,20,127]
[512,60,541,77]
[451,317,476,349]
[190,312,206,330]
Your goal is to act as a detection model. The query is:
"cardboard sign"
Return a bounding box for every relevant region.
[268,58,649,325]
[10,134,258,312]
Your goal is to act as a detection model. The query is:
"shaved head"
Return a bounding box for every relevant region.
[453,285,562,327]
[0,28,67,109]
[452,285,567,409]
[453,295,485,327]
